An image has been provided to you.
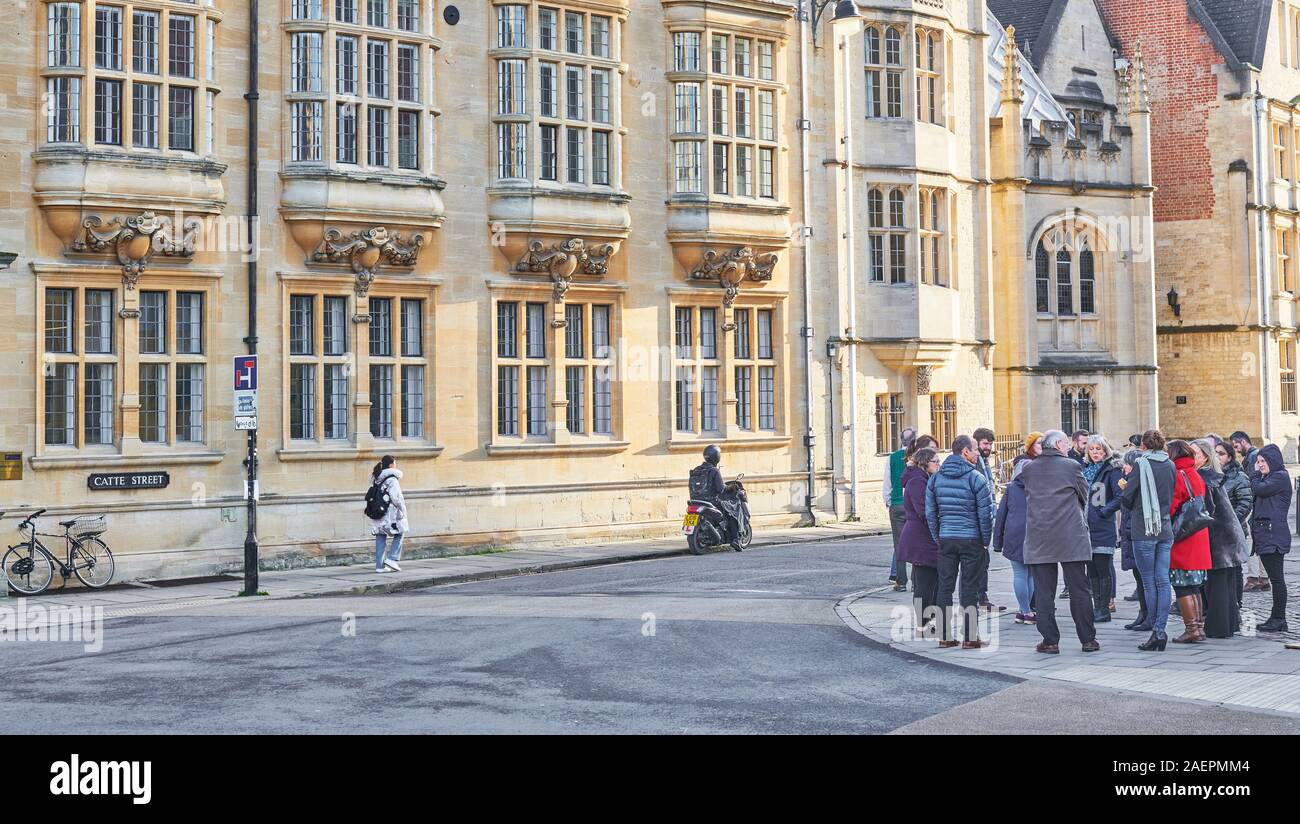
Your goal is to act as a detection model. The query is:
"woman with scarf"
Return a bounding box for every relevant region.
[1121,430,1177,651]
[1250,444,1292,633]
[1083,436,1124,623]
[992,458,1034,623]
[1167,439,1212,643]
[1194,438,1249,638]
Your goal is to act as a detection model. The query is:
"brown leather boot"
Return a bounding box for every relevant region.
[1172,595,1204,643]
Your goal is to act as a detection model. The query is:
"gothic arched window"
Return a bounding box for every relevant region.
[1056,247,1074,316]
[1036,226,1100,317]
[1079,244,1096,314]
[1035,242,1051,313]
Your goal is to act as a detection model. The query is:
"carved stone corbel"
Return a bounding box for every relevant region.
[515,238,618,302]
[312,226,424,297]
[71,211,200,288]
[915,366,934,396]
[689,246,779,307]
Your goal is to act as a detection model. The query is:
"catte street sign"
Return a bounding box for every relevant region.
[234,355,258,431]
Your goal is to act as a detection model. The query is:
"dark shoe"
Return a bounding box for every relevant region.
[961,639,989,650]
[1093,609,1112,623]
[1081,640,1101,652]
[892,583,907,592]
[1244,579,1271,592]
[938,639,960,649]
[1035,642,1060,654]
[1124,614,1151,631]
[888,575,897,583]
[1059,587,1070,599]
[1124,588,1141,602]
[1138,631,1168,652]
[979,599,1006,612]
[1258,618,1290,633]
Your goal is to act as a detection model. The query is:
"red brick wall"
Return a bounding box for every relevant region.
[1097,0,1227,223]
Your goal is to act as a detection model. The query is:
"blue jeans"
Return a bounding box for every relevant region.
[1133,537,1173,633]
[375,532,404,569]
[1009,558,1036,614]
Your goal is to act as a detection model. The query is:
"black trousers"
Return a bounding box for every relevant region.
[936,540,985,642]
[1132,567,1148,616]
[976,544,990,602]
[1261,553,1288,621]
[1204,566,1240,638]
[1088,553,1114,613]
[911,564,939,630]
[1029,561,1096,646]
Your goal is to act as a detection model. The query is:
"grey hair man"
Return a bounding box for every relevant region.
[883,427,919,590]
[1019,429,1100,653]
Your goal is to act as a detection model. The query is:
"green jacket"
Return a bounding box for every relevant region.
[885,449,907,507]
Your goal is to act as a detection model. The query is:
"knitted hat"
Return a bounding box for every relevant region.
[1025,432,1044,453]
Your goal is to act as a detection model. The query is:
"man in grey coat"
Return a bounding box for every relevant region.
[1019,430,1100,653]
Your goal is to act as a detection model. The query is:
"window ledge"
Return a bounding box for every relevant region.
[485,440,630,457]
[28,451,226,471]
[276,444,445,462]
[667,435,790,452]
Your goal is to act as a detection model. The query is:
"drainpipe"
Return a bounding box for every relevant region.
[1252,81,1273,443]
[242,1,261,595]
[840,25,860,521]
[797,1,818,523]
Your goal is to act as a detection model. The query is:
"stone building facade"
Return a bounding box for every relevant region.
[1097,0,1300,452]
[987,0,1160,444]
[0,0,1161,580]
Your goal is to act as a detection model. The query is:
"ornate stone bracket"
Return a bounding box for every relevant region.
[312,226,424,297]
[689,246,779,307]
[71,211,200,288]
[515,238,617,302]
[915,366,934,396]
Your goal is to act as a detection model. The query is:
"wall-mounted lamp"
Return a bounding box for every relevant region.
[0,252,16,271]
[1166,286,1181,318]
[826,338,840,358]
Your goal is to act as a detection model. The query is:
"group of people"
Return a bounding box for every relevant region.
[884,427,1292,654]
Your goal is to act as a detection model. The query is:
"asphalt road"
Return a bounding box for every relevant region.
[3,535,1298,734]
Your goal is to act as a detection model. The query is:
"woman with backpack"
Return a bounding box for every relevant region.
[367,455,409,573]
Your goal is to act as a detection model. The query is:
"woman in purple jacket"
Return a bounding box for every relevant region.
[899,447,942,635]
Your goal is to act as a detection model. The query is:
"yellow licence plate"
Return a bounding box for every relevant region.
[682,514,699,531]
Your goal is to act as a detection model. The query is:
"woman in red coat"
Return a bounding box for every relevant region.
[1167,440,1211,643]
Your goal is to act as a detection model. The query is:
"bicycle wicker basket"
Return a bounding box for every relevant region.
[69,515,108,537]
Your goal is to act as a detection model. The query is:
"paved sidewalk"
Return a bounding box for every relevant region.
[839,552,1300,717]
[8,522,885,620]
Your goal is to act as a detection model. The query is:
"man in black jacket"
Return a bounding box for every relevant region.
[689,445,738,550]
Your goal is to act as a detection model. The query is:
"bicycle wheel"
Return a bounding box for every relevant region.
[71,536,115,589]
[3,543,55,595]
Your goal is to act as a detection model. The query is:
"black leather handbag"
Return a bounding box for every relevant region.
[1172,470,1214,542]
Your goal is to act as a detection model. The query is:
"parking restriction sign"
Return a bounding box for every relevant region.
[234,356,259,430]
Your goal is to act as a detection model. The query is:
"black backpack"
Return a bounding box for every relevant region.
[688,465,715,499]
[364,478,392,520]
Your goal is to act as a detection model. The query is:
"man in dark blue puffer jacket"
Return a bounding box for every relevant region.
[925,435,995,649]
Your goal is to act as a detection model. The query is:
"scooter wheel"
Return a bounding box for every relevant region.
[687,530,707,555]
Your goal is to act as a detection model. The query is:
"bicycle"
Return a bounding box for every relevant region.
[2,509,115,595]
